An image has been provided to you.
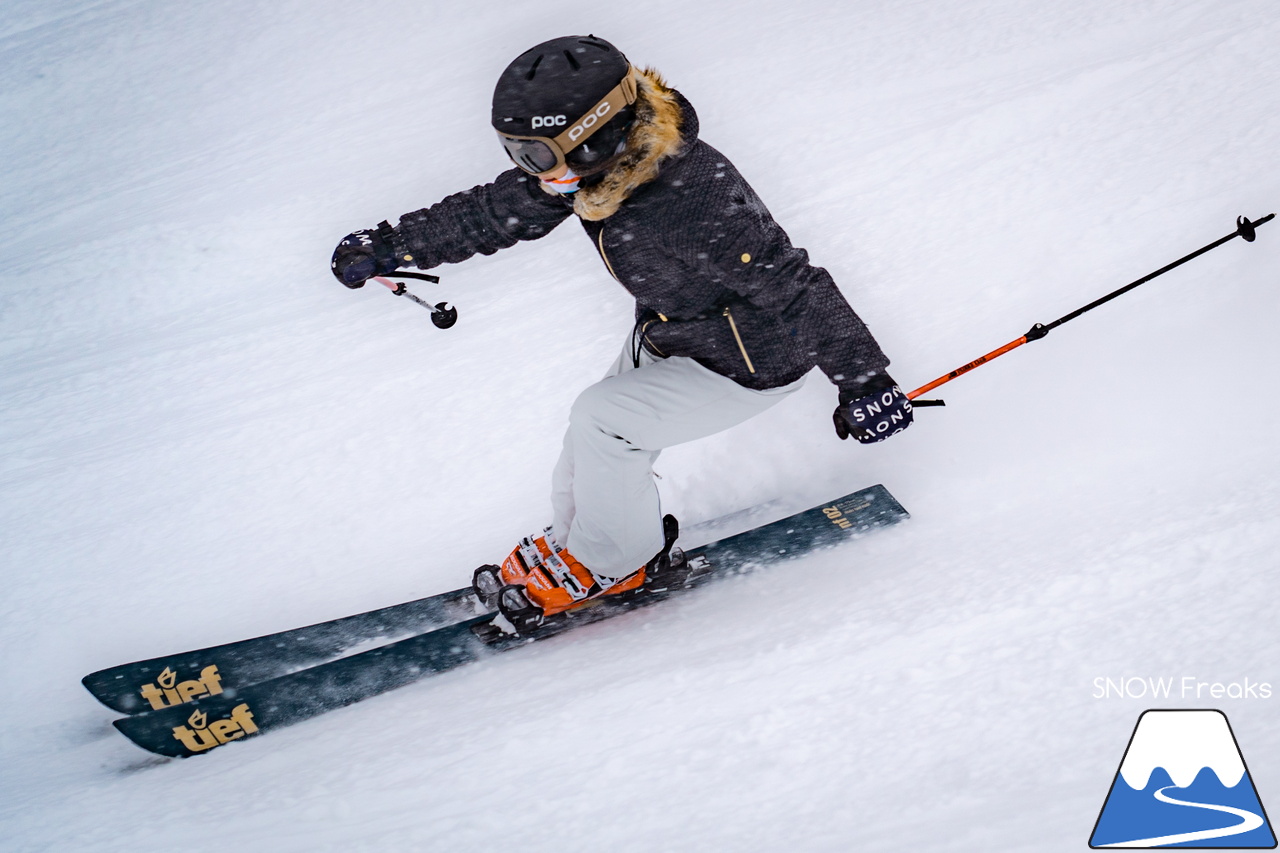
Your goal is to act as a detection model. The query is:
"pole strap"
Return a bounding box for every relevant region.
[380,270,440,284]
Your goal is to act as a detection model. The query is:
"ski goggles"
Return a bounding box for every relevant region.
[497,67,639,178]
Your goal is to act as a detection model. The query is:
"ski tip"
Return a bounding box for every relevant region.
[110,716,175,758]
[82,670,135,714]
[80,672,109,707]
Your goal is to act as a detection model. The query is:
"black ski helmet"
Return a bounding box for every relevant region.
[491,35,637,176]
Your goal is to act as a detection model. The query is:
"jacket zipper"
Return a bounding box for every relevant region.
[597,227,621,282]
[723,307,756,374]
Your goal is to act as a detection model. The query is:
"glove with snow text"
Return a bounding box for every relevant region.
[330,221,402,288]
[833,372,913,443]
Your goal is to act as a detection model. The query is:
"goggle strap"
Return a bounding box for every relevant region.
[550,66,639,152]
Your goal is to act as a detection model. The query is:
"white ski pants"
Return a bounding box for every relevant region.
[550,334,804,578]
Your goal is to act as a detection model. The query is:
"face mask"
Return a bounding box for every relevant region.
[540,168,581,194]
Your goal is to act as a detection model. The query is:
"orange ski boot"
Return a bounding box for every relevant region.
[472,516,680,634]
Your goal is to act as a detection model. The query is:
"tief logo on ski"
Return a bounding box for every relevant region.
[171,704,259,753]
[823,503,857,529]
[1090,710,1276,848]
[139,665,223,709]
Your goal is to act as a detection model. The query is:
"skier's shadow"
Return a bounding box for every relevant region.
[116,754,172,775]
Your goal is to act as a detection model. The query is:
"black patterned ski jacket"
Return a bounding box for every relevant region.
[389,73,890,393]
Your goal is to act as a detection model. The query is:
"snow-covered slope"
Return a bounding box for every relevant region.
[2,1,1277,850]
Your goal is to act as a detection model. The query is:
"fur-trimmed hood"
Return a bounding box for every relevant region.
[550,68,697,222]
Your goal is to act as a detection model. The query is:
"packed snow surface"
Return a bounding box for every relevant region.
[2,1,1278,851]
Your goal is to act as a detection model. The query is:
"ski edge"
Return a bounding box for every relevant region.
[108,485,907,758]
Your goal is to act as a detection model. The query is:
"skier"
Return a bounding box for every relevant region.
[331,35,912,629]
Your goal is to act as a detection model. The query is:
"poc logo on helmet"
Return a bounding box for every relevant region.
[568,102,613,142]
[531,115,567,130]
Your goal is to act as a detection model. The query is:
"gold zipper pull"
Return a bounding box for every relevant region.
[723,306,756,374]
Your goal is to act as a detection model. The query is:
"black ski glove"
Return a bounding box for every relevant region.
[833,372,913,443]
[330,221,402,288]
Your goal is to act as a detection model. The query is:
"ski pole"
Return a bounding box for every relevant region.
[373,273,459,329]
[908,213,1274,406]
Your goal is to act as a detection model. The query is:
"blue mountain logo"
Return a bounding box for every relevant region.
[1091,709,1276,848]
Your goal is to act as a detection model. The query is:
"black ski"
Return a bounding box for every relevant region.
[82,587,483,714]
[85,492,808,715]
[111,485,907,757]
